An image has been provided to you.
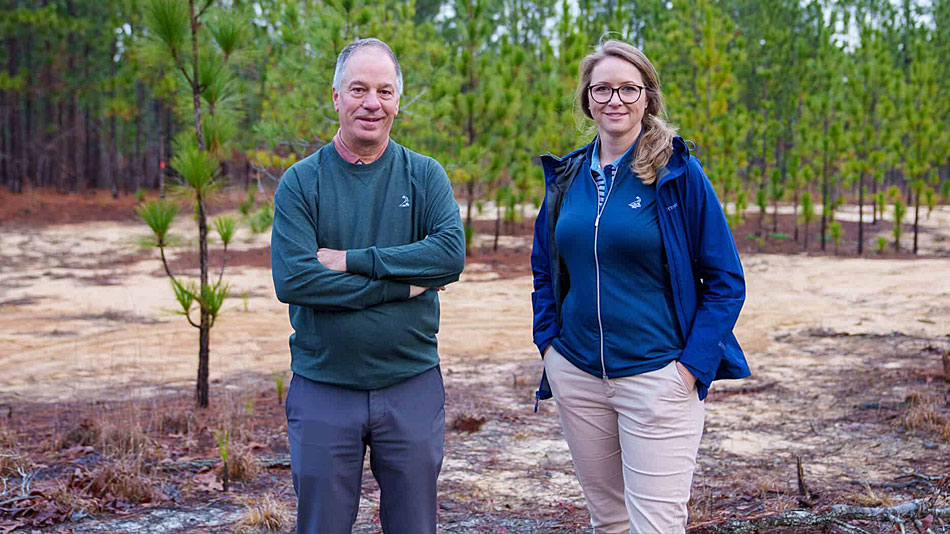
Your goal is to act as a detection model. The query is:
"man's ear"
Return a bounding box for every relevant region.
[332,87,340,114]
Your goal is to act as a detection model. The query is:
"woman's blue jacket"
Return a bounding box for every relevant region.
[531,137,750,405]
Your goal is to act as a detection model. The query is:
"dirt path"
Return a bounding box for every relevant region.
[2,211,949,532]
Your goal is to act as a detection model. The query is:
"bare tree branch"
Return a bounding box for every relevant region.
[690,501,950,534]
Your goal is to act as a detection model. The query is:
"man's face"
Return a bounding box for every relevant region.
[332,48,400,148]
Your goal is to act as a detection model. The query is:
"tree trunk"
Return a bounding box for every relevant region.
[197,314,210,408]
[157,98,166,197]
[190,0,206,151]
[466,179,475,240]
[6,36,21,194]
[1,85,8,191]
[136,81,144,193]
[67,0,78,192]
[820,123,829,252]
[792,186,800,242]
[84,106,95,189]
[871,177,878,224]
[68,96,78,192]
[857,170,864,255]
[189,0,210,409]
[42,95,53,188]
[493,202,501,252]
[23,33,33,193]
[109,37,119,199]
[912,187,920,255]
[772,198,778,234]
[759,101,768,234]
[110,120,119,199]
[56,98,65,191]
[197,194,211,409]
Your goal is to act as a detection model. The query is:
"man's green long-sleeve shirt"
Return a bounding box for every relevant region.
[271,140,465,389]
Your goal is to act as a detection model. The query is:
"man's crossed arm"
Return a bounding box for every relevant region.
[316,248,436,297]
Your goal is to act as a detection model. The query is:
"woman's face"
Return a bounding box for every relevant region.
[587,56,648,142]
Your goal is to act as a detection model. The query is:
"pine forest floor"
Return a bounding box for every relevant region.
[0,188,949,533]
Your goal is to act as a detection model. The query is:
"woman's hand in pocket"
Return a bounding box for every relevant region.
[675,361,696,392]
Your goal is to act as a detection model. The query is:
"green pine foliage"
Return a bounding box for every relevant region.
[2,0,949,260]
[138,0,250,409]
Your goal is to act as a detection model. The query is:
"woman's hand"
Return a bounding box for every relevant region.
[675,361,696,392]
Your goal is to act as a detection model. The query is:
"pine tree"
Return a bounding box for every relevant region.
[139,0,250,408]
[900,32,943,255]
[431,0,522,248]
[842,5,898,255]
[649,0,747,225]
[797,1,846,251]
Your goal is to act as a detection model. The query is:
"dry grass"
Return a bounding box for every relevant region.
[0,428,14,448]
[58,418,101,449]
[224,398,256,444]
[901,393,950,441]
[226,445,260,483]
[235,494,291,533]
[79,462,155,504]
[0,448,30,478]
[100,421,156,460]
[159,409,195,435]
[847,482,896,507]
[45,481,104,515]
[57,413,161,466]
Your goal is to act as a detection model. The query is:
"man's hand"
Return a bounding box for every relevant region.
[409,286,445,298]
[317,248,347,272]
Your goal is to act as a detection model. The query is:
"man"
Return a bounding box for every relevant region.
[270,38,465,534]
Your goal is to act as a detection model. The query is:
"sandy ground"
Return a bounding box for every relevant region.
[1,206,949,530]
[2,209,947,402]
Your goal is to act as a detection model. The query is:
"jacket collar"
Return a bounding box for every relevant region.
[656,136,691,189]
[541,135,692,190]
[540,142,589,188]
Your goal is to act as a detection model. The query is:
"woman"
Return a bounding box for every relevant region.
[530,40,750,534]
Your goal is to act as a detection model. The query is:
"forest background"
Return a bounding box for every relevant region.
[1,0,949,255]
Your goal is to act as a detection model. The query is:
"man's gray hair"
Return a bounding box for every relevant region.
[332,38,404,96]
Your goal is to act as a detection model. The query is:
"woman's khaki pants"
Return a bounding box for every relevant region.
[544,347,705,534]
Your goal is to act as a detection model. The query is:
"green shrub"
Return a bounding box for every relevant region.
[238,190,256,216]
[464,223,474,251]
[875,236,887,254]
[829,221,842,254]
[769,232,788,242]
[249,202,273,234]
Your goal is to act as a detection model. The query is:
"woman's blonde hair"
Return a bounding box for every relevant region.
[575,40,676,185]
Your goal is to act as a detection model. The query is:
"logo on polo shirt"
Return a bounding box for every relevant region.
[399,195,410,208]
[629,196,641,210]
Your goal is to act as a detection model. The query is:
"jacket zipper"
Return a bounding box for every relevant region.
[593,166,615,396]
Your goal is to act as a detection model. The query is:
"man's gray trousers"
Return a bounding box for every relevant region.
[286,366,445,533]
